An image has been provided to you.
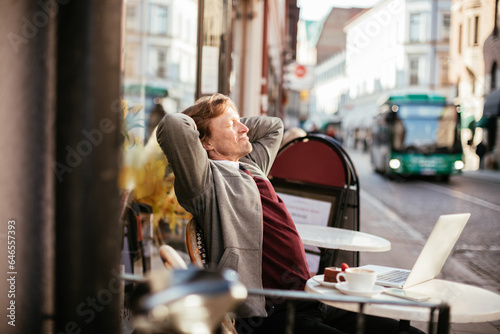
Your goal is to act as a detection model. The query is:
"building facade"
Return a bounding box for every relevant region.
[304,7,363,133]
[308,52,346,131]
[315,8,365,64]
[482,0,500,168]
[342,0,452,149]
[450,0,500,169]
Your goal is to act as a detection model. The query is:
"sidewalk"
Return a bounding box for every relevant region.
[461,168,500,181]
[359,188,500,334]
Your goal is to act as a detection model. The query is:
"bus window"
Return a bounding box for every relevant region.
[370,94,463,177]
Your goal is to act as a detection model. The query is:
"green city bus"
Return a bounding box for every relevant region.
[370,93,464,180]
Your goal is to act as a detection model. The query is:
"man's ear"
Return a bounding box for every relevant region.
[202,138,213,151]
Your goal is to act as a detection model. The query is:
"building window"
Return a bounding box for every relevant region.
[126,5,138,31]
[124,48,136,77]
[156,50,166,78]
[467,17,472,46]
[468,15,479,46]
[458,24,462,54]
[473,15,479,45]
[150,5,168,35]
[409,13,422,42]
[409,56,420,85]
[442,13,450,42]
[440,56,450,86]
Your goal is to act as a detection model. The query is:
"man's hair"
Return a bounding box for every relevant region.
[183,93,238,143]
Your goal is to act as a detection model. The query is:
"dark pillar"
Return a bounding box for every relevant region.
[0,1,56,333]
[1,1,123,333]
[55,1,123,333]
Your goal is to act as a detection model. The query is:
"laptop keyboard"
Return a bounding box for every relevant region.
[377,270,410,283]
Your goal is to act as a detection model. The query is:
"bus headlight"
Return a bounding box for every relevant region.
[454,160,464,170]
[389,159,401,169]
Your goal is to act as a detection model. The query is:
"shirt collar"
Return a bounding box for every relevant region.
[212,160,240,169]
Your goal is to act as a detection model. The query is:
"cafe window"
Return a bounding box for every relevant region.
[197,0,231,97]
[409,13,422,42]
[150,5,169,35]
[409,56,420,85]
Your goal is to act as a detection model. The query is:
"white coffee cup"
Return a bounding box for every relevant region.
[336,268,376,292]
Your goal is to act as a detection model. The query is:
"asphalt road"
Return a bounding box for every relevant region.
[348,148,500,291]
[346,148,500,333]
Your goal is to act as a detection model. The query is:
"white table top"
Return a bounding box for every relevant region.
[295,223,391,252]
[305,277,500,323]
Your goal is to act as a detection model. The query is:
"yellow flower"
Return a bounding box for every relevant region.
[119,101,191,233]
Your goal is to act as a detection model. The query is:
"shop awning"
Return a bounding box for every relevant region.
[476,115,494,128]
[123,84,168,97]
[461,114,476,129]
[483,89,500,117]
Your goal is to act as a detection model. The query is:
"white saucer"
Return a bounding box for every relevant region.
[312,275,338,288]
[335,282,384,297]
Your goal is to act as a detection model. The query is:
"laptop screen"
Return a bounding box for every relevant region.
[404,213,470,288]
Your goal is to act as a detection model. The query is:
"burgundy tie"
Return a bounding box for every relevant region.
[239,163,253,177]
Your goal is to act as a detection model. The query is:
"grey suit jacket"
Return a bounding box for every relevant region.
[156,113,284,317]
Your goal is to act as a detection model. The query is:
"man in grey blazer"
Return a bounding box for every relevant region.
[156,93,422,334]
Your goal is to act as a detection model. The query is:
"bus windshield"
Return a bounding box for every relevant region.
[392,104,461,154]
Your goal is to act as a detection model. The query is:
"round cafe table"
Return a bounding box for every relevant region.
[305,277,500,323]
[294,223,391,252]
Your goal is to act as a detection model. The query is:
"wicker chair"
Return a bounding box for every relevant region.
[183,218,237,334]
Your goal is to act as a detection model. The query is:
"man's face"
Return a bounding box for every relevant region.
[203,107,252,161]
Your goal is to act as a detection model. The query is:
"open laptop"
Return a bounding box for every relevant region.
[360,213,470,289]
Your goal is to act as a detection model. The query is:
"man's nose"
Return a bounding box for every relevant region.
[239,122,249,133]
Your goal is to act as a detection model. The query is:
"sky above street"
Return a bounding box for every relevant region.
[297,0,382,20]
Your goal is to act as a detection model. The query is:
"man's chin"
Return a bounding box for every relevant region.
[241,146,252,157]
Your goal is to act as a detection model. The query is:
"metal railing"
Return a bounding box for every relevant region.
[248,288,450,334]
[123,270,450,334]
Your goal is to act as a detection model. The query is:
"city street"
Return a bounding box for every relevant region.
[347,148,500,333]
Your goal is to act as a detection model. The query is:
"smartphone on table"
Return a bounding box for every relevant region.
[383,288,431,301]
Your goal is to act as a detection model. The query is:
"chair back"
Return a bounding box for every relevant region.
[271,135,350,188]
[184,219,237,333]
[269,134,360,272]
[185,218,208,268]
